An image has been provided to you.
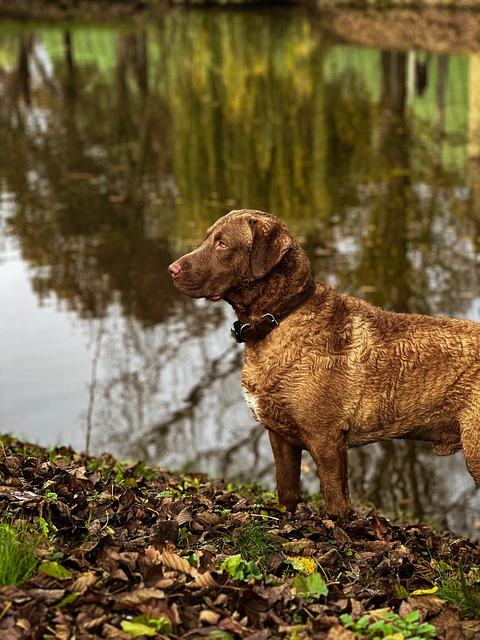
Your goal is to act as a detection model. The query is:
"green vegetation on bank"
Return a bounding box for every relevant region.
[0,522,40,587]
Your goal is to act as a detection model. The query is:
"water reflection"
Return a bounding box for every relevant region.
[1,8,479,536]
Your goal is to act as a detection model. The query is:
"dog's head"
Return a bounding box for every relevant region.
[169,209,296,301]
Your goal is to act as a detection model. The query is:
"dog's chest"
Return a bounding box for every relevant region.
[242,381,304,446]
[241,346,292,425]
[241,377,289,425]
[242,385,263,422]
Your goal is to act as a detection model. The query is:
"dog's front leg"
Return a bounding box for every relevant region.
[308,431,352,518]
[268,430,302,513]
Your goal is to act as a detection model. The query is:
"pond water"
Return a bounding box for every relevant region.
[1,7,480,536]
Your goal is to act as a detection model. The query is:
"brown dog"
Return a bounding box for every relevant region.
[169,209,480,518]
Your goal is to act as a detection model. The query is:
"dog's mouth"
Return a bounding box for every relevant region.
[170,268,225,302]
[173,280,223,301]
[170,275,220,301]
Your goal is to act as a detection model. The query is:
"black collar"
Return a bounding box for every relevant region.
[231,276,316,343]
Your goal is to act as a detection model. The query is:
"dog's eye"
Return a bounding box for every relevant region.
[217,240,227,249]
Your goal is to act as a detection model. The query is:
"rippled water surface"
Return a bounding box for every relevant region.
[1,7,480,535]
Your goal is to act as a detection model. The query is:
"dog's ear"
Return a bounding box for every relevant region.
[249,216,292,279]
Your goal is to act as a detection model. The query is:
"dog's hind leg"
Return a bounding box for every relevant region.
[268,430,302,514]
[460,408,480,487]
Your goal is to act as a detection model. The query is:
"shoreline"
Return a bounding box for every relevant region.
[1,2,479,57]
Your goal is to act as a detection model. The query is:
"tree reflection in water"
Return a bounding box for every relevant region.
[0,8,479,536]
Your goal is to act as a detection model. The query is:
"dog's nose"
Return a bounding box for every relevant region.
[169,262,181,277]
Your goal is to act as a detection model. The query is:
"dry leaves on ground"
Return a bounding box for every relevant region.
[0,437,479,639]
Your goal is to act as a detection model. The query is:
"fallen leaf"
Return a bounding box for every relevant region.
[327,624,356,640]
[114,588,166,608]
[158,551,195,576]
[199,609,220,625]
[38,561,73,580]
[70,571,98,593]
[430,604,463,640]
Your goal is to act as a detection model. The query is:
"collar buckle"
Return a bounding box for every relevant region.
[231,314,279,343]
[231,276,316,344]
[231,321,248,343]
[260,313,279,328]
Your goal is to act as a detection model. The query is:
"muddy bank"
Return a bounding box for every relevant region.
[316,7,480,54]
[0,0,154,21]
[1,0,480,25]
[2,1,480,59]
